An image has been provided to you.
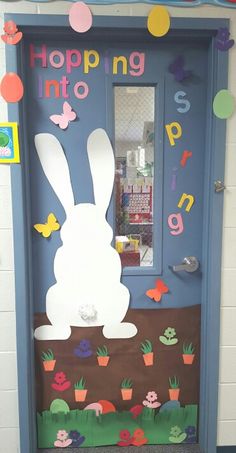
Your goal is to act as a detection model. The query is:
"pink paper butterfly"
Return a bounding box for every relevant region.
[50,102,77,130]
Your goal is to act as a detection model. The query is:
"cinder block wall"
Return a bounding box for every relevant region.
[0,2,235,452]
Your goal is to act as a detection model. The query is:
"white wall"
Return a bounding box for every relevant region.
[0,1,236,451]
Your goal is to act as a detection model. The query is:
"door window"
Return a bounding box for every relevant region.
[114,86,155,268]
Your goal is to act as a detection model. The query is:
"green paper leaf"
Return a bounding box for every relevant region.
[159,335,169,345]
[159,336,178,346]
[168,338,178,345]
[169,433,187,443]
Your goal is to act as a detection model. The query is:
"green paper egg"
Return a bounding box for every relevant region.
[50,398,70,414]
[0,132,9,147]
[213,89,235,119]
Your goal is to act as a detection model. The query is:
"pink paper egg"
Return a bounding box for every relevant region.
[0,72,24,103]
[69,2,93,33]
[84,402,102,416]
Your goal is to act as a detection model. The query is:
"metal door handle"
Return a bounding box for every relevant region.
[171,256,199,273]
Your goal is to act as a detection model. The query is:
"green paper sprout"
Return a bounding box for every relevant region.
[74,377,86,390]
[140,339,153,354]
[121,378,133,389]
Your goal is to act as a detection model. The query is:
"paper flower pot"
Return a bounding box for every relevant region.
[169,388,180,401]
[183,354,195,365]
[43,360,56,371]
[121,388,133,400]
[143,352,154,366]
[97,356,110,367]
[75,389,87,402]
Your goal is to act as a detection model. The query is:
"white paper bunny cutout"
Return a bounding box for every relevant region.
[34,129,137,341]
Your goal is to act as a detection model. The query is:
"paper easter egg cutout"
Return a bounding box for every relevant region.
[69,2,93,33]
[0,72,24,102]
[213,89,235,119]
[147,6,170,38]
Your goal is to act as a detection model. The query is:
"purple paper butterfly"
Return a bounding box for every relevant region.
[215,28,234,52]
[168,56,192,82]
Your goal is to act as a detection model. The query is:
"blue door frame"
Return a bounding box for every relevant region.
[5,13,228,453]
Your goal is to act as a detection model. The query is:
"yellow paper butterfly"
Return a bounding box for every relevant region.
[33,213,60,238]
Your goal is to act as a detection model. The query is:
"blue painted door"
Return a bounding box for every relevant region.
[24,29,208,448]
[26,39,207,313]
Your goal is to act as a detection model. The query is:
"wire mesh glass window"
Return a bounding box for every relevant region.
[114,86,155,268]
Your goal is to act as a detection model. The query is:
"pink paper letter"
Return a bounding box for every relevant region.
[60,76,70,99]
[49,50,65,69]
[30,44,47,68]
[129,52,145,76]
[168,213,184,235]
[74,81,89,99]
[66,49,82,74]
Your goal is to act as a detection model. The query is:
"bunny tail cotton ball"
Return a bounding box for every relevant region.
[34,131,137,341]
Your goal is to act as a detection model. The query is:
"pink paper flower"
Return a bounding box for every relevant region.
[54,372,66,385]
[146,391,157,402]
[143,391,161,409]
[57,430,68,441]
[4,21,18,35]
[54,439,72,448]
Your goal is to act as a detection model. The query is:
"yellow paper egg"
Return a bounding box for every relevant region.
[0,72,24,103]
[147,6,170,38]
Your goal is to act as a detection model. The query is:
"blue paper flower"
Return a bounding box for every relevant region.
[74,339,93,358]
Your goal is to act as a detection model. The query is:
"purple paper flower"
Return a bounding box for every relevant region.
[69,430,85,447]
[185,426,196,436]
[184,426,197,443]
[69,430,80,440]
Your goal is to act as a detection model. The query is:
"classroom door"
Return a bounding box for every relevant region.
[25,25,207,449]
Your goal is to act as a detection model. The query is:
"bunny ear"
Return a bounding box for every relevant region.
[87,129,115,214]
[34,133,74,215]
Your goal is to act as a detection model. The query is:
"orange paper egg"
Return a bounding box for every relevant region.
[0,72,24,103]
[98,400,116,414]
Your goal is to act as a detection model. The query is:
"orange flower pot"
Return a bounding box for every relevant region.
[121,388,133,400]
[183,354,195,365]
[143,352,154,366]
[75,389,87,402]
[43,360,56,371]
[169,388,180,401]
[97,356,110,366]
